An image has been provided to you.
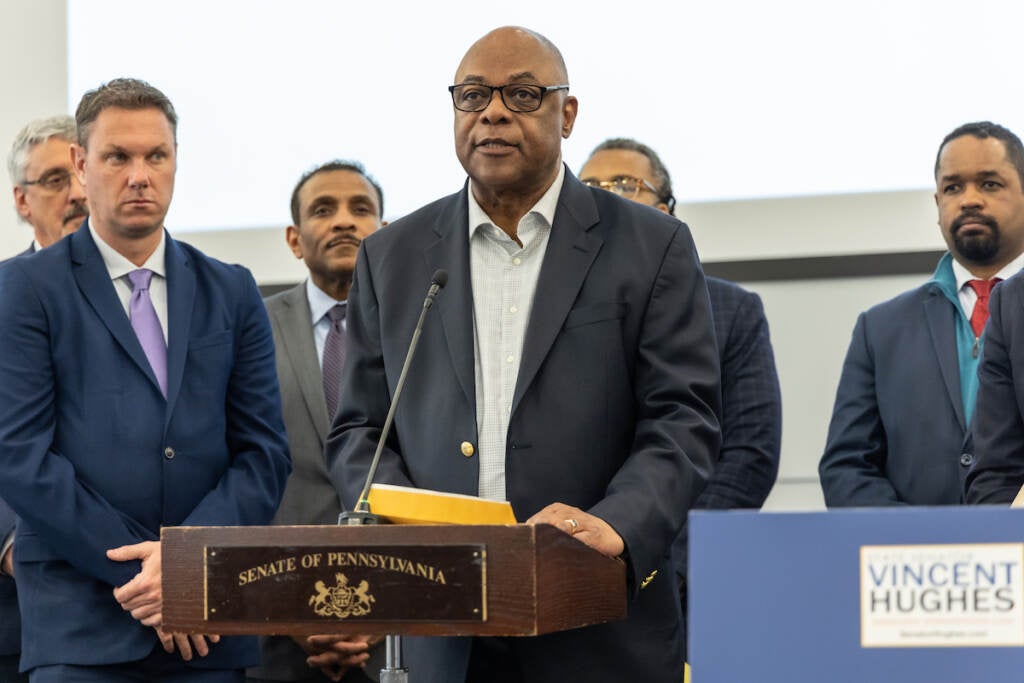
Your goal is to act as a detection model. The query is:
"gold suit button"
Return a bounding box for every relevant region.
[460,442,475,457]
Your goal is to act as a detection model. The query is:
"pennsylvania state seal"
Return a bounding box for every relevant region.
[309,572,375,618]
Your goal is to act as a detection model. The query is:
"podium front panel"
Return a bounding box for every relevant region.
[163,523,625,637]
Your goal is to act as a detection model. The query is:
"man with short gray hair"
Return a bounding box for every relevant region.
[7,115,88,254]
[1,114,89,683]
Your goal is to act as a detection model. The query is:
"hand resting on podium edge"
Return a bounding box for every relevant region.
[526,502,624,558]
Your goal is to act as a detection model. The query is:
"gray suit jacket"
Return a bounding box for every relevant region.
[256,284,341,681]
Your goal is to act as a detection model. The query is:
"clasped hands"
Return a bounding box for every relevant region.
[107,540,216,661]
[107,540,376,677]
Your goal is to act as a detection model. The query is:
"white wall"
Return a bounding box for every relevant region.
[0,0,950,511]
[0,0,68,258]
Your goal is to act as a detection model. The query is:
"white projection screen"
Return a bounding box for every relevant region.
[68,0,1024,232]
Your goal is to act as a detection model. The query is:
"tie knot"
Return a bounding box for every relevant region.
[327,303,346,324]
[128,269,154,292]
[967,278,1001,299]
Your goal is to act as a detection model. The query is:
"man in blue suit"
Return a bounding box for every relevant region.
[820,121,1024,506]
[1,114,90,683]
[579,137,782,641]
[328,27,720,683]
[0,79,291,681]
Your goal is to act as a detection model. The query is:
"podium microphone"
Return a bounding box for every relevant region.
[339,268,448,526]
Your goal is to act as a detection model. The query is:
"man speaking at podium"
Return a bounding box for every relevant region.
[327,26,721,683]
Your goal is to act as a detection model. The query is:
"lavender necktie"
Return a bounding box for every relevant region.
[322,303,347,420]
[128,269,167,397]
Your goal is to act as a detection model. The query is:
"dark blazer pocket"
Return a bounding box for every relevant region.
[13,532,62,563]
[564,302,627,329]
[189,329,233,350]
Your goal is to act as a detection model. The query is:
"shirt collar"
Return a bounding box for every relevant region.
[89,223,166,280]
[467,163,565,239]
[952,250,1024,291]
[305,278,345,326]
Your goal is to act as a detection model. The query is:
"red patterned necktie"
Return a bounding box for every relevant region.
[966,278,1002,337]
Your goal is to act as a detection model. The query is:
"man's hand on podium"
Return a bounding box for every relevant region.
[527,503,625,558]
[296,633,376,681]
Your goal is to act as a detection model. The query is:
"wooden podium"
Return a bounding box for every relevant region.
[162,523,626,637]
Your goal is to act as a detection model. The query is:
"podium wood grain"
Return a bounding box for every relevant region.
[162,524,626,636]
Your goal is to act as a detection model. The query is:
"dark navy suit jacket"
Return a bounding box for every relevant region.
[327,170,721,683]
[672,278,780,587]
[967,274,1024,503]
[0,244,33,656]
[819,279,973,505]
[0,224,291,671]
[0,498,16,656]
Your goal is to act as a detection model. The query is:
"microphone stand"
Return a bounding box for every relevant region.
[338,269,448,683]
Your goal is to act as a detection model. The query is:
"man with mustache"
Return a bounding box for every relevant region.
[252,161,385,683]
[7,115,89,254]
[820,121,1024,506]
[328,26,720,682]
[1,114,90,683]
[578,137,781,652]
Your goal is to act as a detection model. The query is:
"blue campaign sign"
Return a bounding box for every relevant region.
[689,507,1024,682]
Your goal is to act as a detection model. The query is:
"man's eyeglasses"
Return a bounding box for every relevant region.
[582,176,659,199]
[449,83,570,113]
[21,169,72,193]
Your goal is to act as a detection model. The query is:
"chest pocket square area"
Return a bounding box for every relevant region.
[563,302,627,330]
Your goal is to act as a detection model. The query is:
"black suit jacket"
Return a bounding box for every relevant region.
[327,170,721,682]
[967,273,1024,502]
[672,278,780,587]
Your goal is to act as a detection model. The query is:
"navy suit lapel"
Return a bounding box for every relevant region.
[425,187,476,409]
[924,289,966,431]
[164,235,195,420]
[71,225,163,394]
[277,284,330,443]
[512,173,602,413]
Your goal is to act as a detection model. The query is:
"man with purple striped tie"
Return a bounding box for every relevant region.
[0,79,291,682]
[254,161,385,683]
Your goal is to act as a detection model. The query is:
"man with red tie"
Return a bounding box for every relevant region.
[820,121,1024,506]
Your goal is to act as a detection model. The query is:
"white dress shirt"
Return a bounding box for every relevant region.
[89,223,168,344]
[951,250,1024,322]
[306,278,347,370]
[468,164,565,500]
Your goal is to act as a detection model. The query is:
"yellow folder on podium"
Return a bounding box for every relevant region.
[366,483,517,525]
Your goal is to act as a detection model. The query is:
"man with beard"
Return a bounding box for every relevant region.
[7,115,89,254]
[1,114,90,683]
[251,160,385,683]
[820,121,1024,506]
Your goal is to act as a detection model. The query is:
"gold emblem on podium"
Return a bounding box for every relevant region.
[309,572,375,618]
